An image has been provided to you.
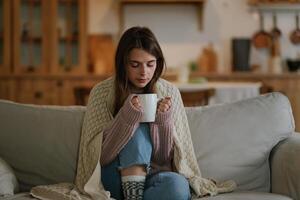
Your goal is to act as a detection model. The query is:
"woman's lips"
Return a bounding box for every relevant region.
[137,79,147,83]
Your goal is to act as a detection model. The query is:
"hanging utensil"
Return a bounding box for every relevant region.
[290,13,300,45]
[252,12,272,49]
[271,13,281,38]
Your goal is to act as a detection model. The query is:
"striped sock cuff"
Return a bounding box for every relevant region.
[121,176,145,200]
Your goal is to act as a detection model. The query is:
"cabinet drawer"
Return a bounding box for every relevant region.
[16,79,60,105]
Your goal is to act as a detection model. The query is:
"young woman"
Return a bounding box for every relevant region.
[99,27,190,200]
[29,27,235,200]
[73,26,235,200]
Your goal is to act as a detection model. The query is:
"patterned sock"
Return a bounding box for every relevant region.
[121,175,145,200]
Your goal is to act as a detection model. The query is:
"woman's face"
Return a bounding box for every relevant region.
[126,48,157,89]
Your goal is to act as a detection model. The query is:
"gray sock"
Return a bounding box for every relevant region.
[121,175,145,200]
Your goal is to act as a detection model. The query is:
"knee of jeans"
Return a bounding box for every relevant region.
[161,173,191,200]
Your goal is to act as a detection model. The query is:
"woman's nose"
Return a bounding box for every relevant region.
[140,65,147,74]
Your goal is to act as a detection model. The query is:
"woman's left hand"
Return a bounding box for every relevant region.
[157,97,172,113]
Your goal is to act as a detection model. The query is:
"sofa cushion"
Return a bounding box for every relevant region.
[0,100,86,192]
[201,191,292,200]
[186,92,294,192]
[0,157,19,197]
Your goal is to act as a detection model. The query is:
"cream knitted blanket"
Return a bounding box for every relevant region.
[30,77,236,200]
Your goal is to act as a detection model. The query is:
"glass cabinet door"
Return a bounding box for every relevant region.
[0,0,11,74]
[51,0,86,74]
[13,0,48,74]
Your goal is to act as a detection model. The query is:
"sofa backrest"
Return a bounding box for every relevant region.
[0,92,295,193]
[186,92,294,192]
[0,100,85,192]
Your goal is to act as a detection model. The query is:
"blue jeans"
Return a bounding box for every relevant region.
[101,123,191,200]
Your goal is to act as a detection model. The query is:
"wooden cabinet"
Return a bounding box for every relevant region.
[0,1,92,105]
[0,0,89,105]
[1,0,87,75]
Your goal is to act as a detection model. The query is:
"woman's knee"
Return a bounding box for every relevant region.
[159,172,191,200]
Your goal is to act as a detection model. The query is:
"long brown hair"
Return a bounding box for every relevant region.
[114,26,165,116]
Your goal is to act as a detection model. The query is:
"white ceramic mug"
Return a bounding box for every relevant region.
[137,93,159,122]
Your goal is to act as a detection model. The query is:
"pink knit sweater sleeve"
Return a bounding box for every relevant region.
[100,96,142,166]
[150,108,174,165]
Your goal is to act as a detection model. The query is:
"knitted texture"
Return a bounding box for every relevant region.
[100,95,173,167]
[100,95,142,165]
[30,77,236,200]
[122,176,145,200]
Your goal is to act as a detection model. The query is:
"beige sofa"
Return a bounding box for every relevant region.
[0,92,299,200]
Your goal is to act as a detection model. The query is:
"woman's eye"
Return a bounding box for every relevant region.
[147,62,156,67]
[131,63,139,68]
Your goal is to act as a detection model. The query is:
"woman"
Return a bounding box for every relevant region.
[28,27,235,200]
[74,27,236,200]
[99,26,190,200]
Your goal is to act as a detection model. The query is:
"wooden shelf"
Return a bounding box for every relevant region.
[21,0,42,6]
[21,36,42,43]
[249,2,300,12]
[190,72,300,79]
[121,0,204,4]
[119,0,205,34]
[58,0,78,5]
[59,36,78,43]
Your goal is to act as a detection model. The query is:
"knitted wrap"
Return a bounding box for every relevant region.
[30,77,236,200]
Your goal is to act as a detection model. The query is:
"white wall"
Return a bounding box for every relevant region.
[88,0,300,72]
[88,0,119,34]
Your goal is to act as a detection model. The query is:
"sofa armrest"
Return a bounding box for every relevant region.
[270,132,300,200]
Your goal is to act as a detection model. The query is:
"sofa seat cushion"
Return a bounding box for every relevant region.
[0,100,86,192]
[0,193,37,200]
[3,192,293,200]
[186,92,295,192]
[201,191,292,200]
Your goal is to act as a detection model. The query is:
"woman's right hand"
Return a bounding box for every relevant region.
[131,96,142,110]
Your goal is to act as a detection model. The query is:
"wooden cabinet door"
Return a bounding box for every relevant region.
[10,0,87,75]
[49,0,87,75]
[13,0,50,74]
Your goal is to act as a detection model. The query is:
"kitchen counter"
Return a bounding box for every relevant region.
[190,72,300,79]
[175,81,262,105]
[175,81,262,92]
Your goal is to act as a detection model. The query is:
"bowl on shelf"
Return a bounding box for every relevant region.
[286,59,300,72]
